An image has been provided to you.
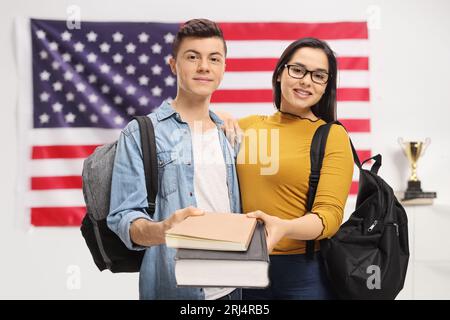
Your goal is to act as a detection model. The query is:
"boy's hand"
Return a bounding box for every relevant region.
[163,206,205,230]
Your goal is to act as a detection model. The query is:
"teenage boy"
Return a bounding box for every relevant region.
[107,19,241,300]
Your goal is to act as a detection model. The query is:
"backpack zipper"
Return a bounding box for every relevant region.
[368,220,400,236]
[387,222,399,236]
[368,220,378,232]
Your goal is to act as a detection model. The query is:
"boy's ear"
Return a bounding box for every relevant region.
[169,57,177,75]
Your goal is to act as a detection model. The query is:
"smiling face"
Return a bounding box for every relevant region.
[278,47,329,118]
[169,36,226,99]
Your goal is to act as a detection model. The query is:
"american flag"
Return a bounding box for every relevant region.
[24,19,370,226]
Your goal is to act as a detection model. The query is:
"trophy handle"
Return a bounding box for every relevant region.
[421,137,431,157]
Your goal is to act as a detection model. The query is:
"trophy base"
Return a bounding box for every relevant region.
[407,180,423,192]
[403,190,437,201]
[403,180,437,200]
[395,191,435,205]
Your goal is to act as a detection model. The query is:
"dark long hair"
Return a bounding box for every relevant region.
[272,37,337,123]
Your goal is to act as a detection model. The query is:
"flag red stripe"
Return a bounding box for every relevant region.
[32,145,99,159]
[212,89,272,103]
[226,57,369,72]
[350,181,359,195]
[337,88,370,101]
[31,207,85,226]
[31,176,82,190]
[226,58,277,72]
[337,57,369,70]
[212,88,369,103]
[339,119,371,132]
[219,22,368,40]
[356,150,372,162]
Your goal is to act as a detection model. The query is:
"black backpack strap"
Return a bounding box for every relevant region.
[305,120,365,258]
[362,154,382,174]
[306,123,333,212]
[335,120,362,169]
[134,116,158,217]
[305,122,334,258]
[305,120,376,258]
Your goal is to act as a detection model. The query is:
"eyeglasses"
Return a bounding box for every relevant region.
[284,64,330,85]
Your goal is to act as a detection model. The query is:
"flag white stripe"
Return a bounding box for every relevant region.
[30,157,362,180]
[353,169,360,180]
[29,159,364,181]
[27,190,85,207]
[336,102,371,118]
[31,128,121,145]
[227,40,369,58]
[30,159,84,176]
[220,71,369,89]
[348,133,372,150]
[336,71,369,88]
[344,196,357,220]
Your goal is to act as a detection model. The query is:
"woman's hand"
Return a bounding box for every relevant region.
[247,210,287,253]
[214,111,243,147]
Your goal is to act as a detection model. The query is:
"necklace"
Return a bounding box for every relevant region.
[280,110,320,122]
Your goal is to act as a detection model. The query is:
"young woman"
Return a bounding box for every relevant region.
[235,38,354,299]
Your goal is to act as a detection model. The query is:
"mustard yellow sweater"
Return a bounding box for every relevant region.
[237,112,354,255]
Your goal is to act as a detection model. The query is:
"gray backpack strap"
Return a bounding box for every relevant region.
[82,142,117,221]
[134,116,158,216]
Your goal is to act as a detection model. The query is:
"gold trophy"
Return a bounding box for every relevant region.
[398,138,436,200]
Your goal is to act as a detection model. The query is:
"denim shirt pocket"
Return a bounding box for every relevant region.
[157,150,178,198]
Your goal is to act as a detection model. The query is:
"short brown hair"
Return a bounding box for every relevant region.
[172,19,227,58]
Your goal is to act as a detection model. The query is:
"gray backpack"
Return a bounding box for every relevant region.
[80,116,157,272]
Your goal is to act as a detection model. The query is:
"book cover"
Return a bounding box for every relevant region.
[165,213,257,251]
[174,222,270,288]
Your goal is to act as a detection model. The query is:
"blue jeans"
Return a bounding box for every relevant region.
[242,253,335,300]
[217,289,242,300]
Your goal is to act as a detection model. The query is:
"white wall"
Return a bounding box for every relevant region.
[1,0,449,299]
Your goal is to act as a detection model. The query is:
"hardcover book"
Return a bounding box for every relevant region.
[165,213,257,251]
[174,222,270,288]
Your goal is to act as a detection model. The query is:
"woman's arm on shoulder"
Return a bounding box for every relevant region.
[238,115,266,130]
[214,111,265,146]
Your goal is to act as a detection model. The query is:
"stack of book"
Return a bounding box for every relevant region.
[165,213,270,288]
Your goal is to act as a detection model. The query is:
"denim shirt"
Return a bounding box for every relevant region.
[107,101,241,300]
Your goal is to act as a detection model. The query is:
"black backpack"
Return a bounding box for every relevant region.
[306,121,410,299]
[80,116,158,273]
